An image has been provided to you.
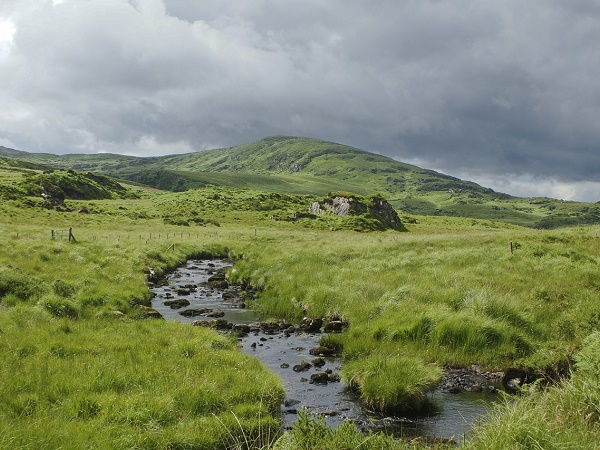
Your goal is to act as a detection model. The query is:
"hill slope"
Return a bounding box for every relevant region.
[1,136,598,228]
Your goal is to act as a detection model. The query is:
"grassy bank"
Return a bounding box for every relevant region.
[466,331,600,449]
[0,311,283,449]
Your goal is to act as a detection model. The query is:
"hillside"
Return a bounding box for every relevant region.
[1,136,598,228]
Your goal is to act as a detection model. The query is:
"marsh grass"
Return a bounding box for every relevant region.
[226,224,600,412]
[273,410,454,450]
[466,332,600,449]
[2,171,600,445]
[0,311,284,449]
[343,354,442,413]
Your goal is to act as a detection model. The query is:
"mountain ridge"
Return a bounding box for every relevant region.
[0,136,598,228]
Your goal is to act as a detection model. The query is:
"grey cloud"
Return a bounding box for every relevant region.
[0,0,598,200]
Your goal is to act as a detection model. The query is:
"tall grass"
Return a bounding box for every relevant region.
[273,411,441,450]
[2,178,600,442]
[0,309,284,449]
[466,332,600,449]
[226,224,600,412]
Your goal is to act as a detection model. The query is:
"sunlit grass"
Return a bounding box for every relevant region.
[0,309,284,449]
[1,170,600,445]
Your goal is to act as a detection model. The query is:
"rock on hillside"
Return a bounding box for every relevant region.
[310,193,405,231]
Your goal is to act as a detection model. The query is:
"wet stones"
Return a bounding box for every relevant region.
[206,272,228,289]
[300,317,323,333]
[293,360,312,372]
[310,370,341,385]
[440,366,503,393]
[309,346,338,357]
[260,320,289,334]
[179,308,224,318]
[312,357,326,367]
[175,286,195,296]
[163,299,190,309]
[232,324,251,337]
[310,372,329,384]
[192,318,232,330]
[502,368,528,393]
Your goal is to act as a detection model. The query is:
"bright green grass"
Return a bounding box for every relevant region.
[2,170,600,443]
[0,309,284,449]
[273,411,442,450]
[465,331,600,449]
[226,224,600,411]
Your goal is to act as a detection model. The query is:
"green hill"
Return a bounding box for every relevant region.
[1,136,598,228]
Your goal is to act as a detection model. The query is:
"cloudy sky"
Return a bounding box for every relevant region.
[1,0,599,201]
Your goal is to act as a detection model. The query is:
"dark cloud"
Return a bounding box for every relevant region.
[0,0,598,200]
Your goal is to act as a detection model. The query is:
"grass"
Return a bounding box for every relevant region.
[225,222,600,414]
[1,161,600,447]
[0,310,284,449]
[465,332,600,449]
[273,411,447,450]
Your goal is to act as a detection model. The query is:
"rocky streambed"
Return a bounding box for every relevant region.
[149,259,501,441]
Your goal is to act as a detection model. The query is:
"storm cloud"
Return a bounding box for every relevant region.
[1,0,598,201]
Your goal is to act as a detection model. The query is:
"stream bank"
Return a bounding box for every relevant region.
[149,259,500,441]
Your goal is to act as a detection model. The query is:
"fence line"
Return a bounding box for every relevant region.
[51,227,76,242]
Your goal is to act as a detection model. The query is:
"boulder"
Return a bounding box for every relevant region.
[300,317,323,333]
[293,360,312,372]
[310,372,329,385]
[309,193,404,231]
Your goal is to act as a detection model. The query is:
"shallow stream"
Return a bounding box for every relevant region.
[150,259,498,441]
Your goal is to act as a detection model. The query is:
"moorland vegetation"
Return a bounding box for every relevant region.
[0,139,599,449]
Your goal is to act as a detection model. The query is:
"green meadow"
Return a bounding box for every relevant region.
[1,151,600,448]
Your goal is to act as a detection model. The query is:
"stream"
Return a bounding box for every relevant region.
[150,259,499,442]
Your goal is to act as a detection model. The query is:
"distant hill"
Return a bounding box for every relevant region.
[1,136,598,228]
[0,146,25,155]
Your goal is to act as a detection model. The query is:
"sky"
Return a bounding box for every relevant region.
[0,0,599,202]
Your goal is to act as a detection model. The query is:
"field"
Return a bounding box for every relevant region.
[1,159,600,449]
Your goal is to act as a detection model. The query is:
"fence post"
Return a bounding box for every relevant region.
[68,228,76,243]
[51,230,55,240]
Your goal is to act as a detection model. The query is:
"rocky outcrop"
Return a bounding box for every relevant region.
[310,193,404,231]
